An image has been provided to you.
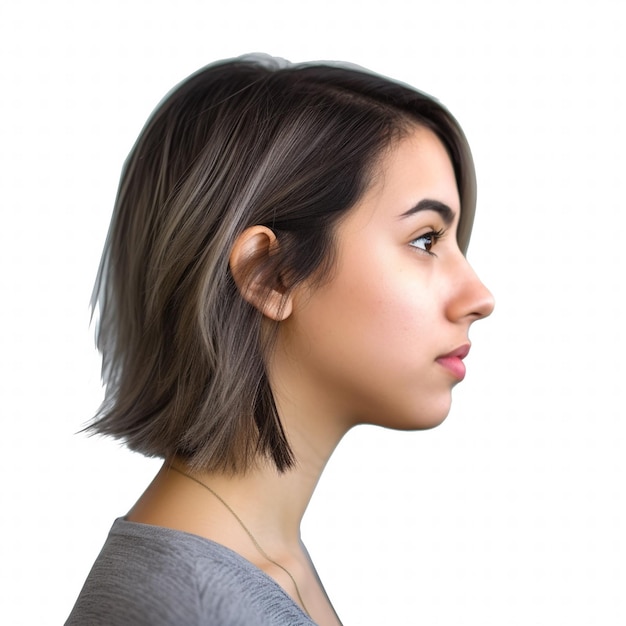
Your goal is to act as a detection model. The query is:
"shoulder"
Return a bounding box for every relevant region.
[66,518,314,626]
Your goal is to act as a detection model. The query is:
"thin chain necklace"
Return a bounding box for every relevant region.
[169,465,311,618]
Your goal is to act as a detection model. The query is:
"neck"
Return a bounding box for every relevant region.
[128,403,347,558]
[126,348,349,624]
[171,408,345,550]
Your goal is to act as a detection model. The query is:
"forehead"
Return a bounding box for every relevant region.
[352,126,460,226]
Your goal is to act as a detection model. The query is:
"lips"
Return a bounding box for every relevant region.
[436,344,470,380]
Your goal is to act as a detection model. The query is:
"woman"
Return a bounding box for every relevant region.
[67,55,494,625]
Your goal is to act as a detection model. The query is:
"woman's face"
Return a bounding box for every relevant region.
[275,126,495,432]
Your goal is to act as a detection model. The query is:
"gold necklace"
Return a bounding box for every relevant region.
[169,465,311,618]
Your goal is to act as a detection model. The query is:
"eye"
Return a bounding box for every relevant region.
[409,229,445,254]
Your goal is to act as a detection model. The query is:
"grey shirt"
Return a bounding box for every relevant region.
[66,518,317,625]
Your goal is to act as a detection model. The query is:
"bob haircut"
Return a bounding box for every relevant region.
[89,55,477,474]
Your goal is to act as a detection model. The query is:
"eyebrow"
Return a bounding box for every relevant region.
[398,199,456,225]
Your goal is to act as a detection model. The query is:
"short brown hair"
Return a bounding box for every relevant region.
[88,55,477,473]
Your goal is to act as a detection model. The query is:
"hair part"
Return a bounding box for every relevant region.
[88,55,477,474]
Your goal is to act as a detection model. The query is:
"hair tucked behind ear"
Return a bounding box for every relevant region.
[88,54,477,474]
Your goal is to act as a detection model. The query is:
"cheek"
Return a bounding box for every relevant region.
[338,255,435,356]
[348,281,440,395]
[349,282,427,357]
[286,260,451,428]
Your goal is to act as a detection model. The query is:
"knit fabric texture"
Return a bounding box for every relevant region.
[66,518,316,625]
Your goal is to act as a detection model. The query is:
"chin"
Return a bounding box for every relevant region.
[352,388,455,431]
[393,411,450,432]
[364,402,452,432]
[402,394,453,431]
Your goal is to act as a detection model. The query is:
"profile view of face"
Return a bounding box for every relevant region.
[275,126,495,432]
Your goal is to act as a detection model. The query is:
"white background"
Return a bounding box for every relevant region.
[1,1,624,624]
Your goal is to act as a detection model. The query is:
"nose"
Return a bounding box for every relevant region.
[446,257,495,323]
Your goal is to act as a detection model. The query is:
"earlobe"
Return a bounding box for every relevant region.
[229,226,293,321]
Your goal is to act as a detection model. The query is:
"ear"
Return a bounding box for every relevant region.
[229,226,293,321]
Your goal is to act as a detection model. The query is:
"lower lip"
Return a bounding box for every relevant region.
[436,356,466,381]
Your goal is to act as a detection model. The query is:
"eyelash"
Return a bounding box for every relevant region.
[409,228,446,255]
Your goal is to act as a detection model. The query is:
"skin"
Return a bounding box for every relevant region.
[128,126,494,626]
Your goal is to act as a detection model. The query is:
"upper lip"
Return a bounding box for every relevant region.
[437,343,471,360]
